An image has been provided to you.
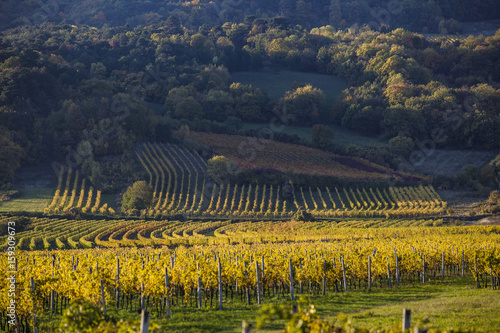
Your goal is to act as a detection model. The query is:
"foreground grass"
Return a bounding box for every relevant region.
[0,188,52,213]
[320,276,500,332]
[36,276,500,332]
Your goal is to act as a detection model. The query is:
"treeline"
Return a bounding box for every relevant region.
[1,0,500,33]
[1,19,499,188]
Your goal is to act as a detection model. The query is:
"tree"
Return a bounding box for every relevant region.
[266,38,292,64]
[388,135,414,158]
[122,181,153,211]
[173,97,204,120]
[235,92,266,122]
[165,15,183,35]
[312,124,334,149]
[294,0,313,27]
[207,155,239,184]
[329,0,342,27]
[281,85,325,125]
[205,89,234,121]
[90,62,106,78]
[190,33,215,63]
[230,83,267,122]
[224,23,249,48]
[279,0,294,17]
[488,190,500,205]
[381,107,427,139]
[0,128,25,186]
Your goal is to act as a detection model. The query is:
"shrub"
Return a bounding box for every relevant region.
[292,207,315,222]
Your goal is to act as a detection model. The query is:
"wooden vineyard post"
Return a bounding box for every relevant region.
[197,263,202,308]
[255,260,261,305]
[31,277,38,333]
[422,255,426,283]
[100,280,106,315]
[333,258,339,292]
[475,254,480,288]
[141,281,145,310]
[289,258,294,301]
[242,321,252,333]
[116,257,120,309]
[165,267,171,318]
[218,257,223,310]
[341,256,347,292]
[368,256,372,290]
[244,261,250,305]
[140,310,150,333]
[461,250,465,276]
[299,262,303,294]
[395,254,400,286]
[50,258,55,312]
[402,309,411,331]
[442,252,445,278]
[387,257,392,288]
[261,255,265,280]
[490,263,495,290]
[322,259,326,296]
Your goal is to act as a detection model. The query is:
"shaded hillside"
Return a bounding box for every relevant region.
[1,0,499,33]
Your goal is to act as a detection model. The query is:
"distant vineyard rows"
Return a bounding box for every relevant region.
[135,142,446,218]
[43,143,446,218]
[185,131,424,181]
[44,167,114,215]
[0,215,460,251]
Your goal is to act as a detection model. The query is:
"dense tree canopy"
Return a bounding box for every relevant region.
[0,16,499,187]
[1,0,499,34]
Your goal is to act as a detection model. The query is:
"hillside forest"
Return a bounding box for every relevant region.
[0,0,499,200]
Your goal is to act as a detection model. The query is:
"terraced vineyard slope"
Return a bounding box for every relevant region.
[183,131,425,181]
[136,143,446,218]
[44,167,114,215]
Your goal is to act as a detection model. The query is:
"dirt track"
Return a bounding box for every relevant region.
[474,215,500,225]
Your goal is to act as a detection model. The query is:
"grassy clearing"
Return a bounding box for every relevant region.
[410,150,495,177]
[0,188,53,212]
[231,68,347,105]
[232,69,388,148]
[36,277,500,332]
[243,122,387,147]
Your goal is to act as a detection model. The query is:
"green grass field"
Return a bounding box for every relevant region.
[243,122,388,147]
[0,187,53,212]
[231,68,347,104]
[35,276,500,332]
[162,277,500,332]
